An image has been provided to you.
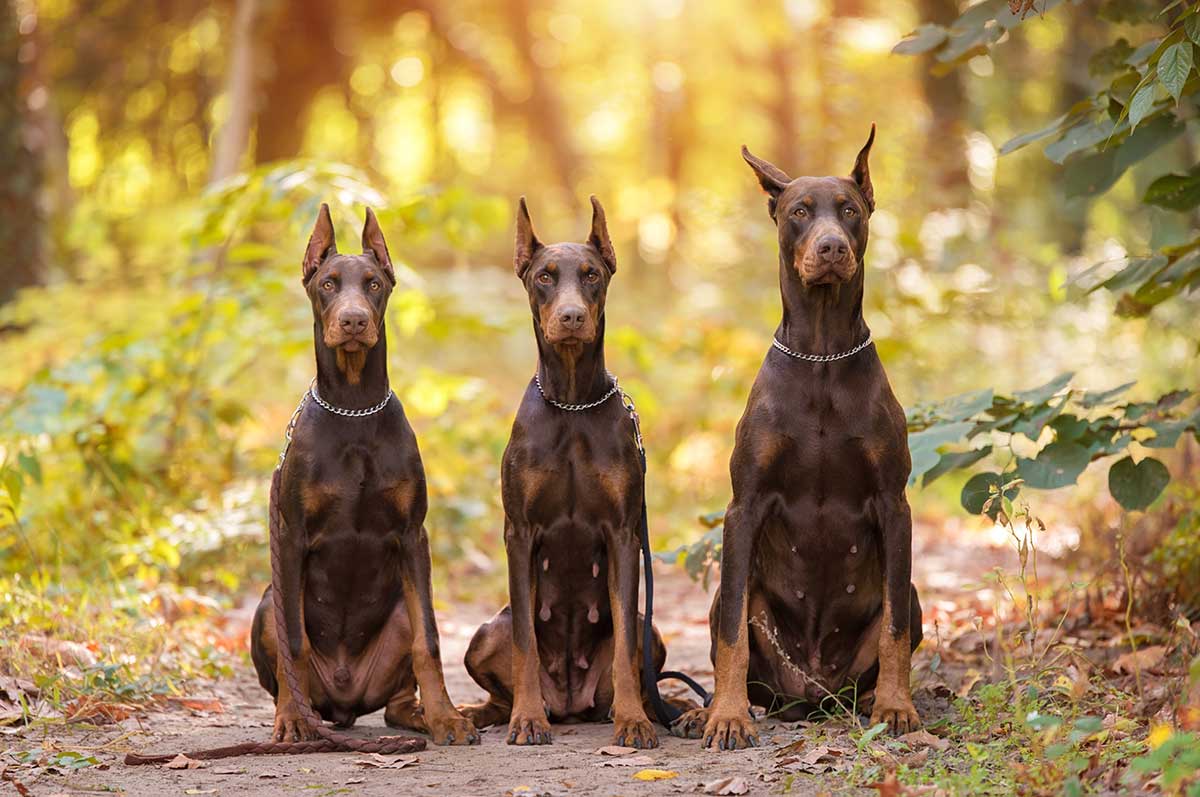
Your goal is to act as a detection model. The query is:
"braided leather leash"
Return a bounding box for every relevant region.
[125,389,425,765]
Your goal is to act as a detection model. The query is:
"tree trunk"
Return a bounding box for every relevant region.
[254,0,347,163]
[918,0,970,207]
[0,0,43,305]
[209,0,259,182]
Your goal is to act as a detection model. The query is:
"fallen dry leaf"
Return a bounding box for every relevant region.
[594,745,638,756]
[596,754,655,767]
[18,636,97,668]
[898,729,950,752]
[633,768,678,781]
[1113,645,1167,676]
[352,753,418,769]
[703,775,751,794]
[168,696,225,714]
[164,754,203,770]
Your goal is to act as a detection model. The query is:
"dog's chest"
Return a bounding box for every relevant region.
[509,422,639,530]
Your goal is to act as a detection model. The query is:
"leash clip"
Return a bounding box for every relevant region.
[616,379,645,459]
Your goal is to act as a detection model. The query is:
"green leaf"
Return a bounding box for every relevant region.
[16,452,41,484]
[893,24,948,55]
[1078,381,1136,408]
[1144,167,1200,211]
[923,446,994,487]
[1100,255,1169,294]
[1187,15,1200,47]
[1108,456,1170,511]
[1016,442,1091,489]
[961,471,1019,517]
[908,421,975,486]
[1000,113,1071,156]
[1050,414,1089,441]
[1127,82,1157,130]
[1044,120,1116,165]
[1014,372,1073,406]
[1157,42,1194,100]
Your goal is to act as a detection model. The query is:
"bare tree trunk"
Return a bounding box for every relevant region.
[209,0,259,183]
[0,0,43,305]
[507,0,580,204]
[919,0,969,206]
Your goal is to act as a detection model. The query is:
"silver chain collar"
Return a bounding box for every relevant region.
[534,372,620,412]
[276,379,394,469]
[533,371,643,456]
[771,333,874,363]
[308,378,394,417]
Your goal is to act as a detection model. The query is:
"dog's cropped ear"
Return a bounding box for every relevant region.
[741,146,792,221]
[514,196,543,279]
[851,123,876,214]
[302,203,337,284]
[586,195,617,275]
[361,207,396,285]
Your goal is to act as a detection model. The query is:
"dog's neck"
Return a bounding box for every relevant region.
[776,254,870,356]
[313,322,391,410]
[534,318,610,405]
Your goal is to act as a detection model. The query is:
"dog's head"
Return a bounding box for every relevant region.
[513,195,616,349]
[742,125,876,287]
[301,204,396,355]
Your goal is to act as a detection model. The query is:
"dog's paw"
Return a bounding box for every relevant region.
[507,711,552,745]
[701,710,759,751]
[613,715,658,749]
[272,709,318,743]
[427,711,480,745]
[670,706,709,739]
[870,699,920,735]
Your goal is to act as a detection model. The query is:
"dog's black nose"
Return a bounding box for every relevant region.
[339,309,370,334]
[816,235,849,260]
[558,306,586,331]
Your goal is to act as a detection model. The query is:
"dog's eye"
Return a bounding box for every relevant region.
[368,280,381,292]
[842,206,857,218]
[536,272,553,285]
[584,271,600,284]
[321,280,335,292]
[794,207,808,218]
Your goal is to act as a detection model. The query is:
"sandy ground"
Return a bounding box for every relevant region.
[6,524,1013,796]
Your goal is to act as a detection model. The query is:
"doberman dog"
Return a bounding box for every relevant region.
[249,204,478,747]
[459,196,671,749]
[673,127,923,749]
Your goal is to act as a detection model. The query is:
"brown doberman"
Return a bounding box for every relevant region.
[249,204,478,747]
[459,196,673,749]
[673,127,923,749]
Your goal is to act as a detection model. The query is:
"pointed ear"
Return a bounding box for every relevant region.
[302,203,337,284]
[741,146,792,221]
[361,207,396,284]
[586,195,617,274]
[851,123,876,213]
[514,196,542,279]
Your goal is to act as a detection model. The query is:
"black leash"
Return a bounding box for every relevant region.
[620,389,712,727]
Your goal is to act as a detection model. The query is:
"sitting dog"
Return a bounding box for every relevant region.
[249,204,478,746]
[459,197,669,748]
[674,127,923,749]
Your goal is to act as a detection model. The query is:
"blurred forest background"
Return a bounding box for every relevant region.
[0,0,1199,791]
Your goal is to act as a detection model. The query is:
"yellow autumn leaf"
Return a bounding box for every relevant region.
[1147,724,1173,750]
[633,769,679,781]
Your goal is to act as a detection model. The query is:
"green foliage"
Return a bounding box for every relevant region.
[897,0,1200,317]
[1129,731,1200,794]
[0,161,508,590]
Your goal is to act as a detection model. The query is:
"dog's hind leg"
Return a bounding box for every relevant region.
[459,607,516,729]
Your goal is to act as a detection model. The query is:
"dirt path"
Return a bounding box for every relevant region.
[8,525,1017,796]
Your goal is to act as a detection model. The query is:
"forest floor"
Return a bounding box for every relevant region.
[1,517,1193,796]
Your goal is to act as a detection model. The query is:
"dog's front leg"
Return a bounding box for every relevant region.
[871,492,920,734]
[606,531,657,748]
[397,525,480,746]
[505,516,552,745]
[678,501,761,750]
[272,488,319,742]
